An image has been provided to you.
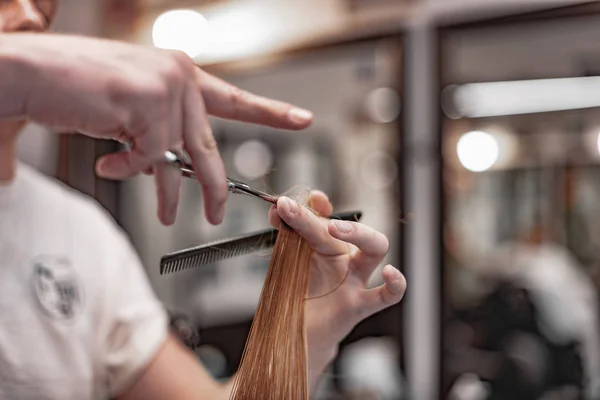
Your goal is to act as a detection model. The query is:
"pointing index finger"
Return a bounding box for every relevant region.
[197,70,313,130]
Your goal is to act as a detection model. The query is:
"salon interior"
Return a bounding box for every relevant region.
[26,0,600,399]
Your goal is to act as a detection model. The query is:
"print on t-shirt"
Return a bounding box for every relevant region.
[30,255,84,321]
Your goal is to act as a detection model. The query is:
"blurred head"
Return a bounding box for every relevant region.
[0,0,56,32]
[0,0,57,142]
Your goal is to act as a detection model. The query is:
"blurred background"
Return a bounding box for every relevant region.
[26,0,600,399]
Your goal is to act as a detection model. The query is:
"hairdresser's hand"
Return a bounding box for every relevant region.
[269,192,406,380]
[1,33,312,226]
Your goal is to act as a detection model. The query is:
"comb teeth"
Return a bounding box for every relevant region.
[160,230,277,275]
[159,210,363,275]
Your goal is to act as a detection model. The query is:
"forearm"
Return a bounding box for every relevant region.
[0,34,33,120]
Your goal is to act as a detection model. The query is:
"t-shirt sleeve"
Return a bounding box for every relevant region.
[100,227,169,397]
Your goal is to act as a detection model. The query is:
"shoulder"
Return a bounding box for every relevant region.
[19,162,129,245]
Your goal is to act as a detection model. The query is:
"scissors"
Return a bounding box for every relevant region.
[163,150,279,204]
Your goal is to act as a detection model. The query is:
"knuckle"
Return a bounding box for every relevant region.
[107,81,154,138]
[108,77,135,108]
[168,49,191,65]
[228,86,250,115]
[198,133,219,154]
[169,50,194,75]
[156,54,185,83]
[147,82,170,104]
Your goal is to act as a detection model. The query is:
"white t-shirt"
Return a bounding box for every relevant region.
[0,162,168,400]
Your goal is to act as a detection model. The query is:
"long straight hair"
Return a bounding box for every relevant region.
[230,223,314,399]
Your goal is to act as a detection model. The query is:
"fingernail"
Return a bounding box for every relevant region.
[334,220,353,233]
[288,108,313,124]
[284,197,299,215]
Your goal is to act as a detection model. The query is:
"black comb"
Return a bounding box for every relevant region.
[160,210,362,275]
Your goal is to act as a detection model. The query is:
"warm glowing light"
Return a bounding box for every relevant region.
[152,9,208,58]
[457,131,499,172]
[197,6,272,60]
[447,76,600,118]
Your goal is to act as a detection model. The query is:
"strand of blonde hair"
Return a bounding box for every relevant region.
[230,223,313,399]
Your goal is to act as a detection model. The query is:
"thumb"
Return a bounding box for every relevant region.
[96,150,151,180]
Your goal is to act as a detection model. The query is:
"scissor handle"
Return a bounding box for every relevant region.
[164,151,278,204]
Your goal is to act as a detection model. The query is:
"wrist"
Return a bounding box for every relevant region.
[0,34,35,119]
[308,344,338,393]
